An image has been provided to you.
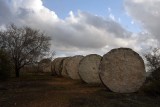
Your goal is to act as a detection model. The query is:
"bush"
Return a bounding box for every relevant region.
[151,67,160,81]
[142,80,160,97]
[142,48,160,96]
[144,48,160,72]
[0,50,11,81]
[141,68,160,97]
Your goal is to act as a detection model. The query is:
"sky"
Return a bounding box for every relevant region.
[0,0,160,58]
[43,0,140,32]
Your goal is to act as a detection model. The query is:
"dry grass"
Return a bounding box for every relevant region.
[0,73,160,107]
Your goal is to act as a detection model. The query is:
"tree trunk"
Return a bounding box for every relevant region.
[15,65,20,78]
[15,69,20,77]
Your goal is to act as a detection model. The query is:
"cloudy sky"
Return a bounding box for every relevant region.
[0,0,159,58]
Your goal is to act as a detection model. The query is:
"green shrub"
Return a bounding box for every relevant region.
[0,50,11,81]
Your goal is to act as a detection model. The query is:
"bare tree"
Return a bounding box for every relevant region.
[144,48,160,72]
[0,24,51,77]
[43,50,56,61]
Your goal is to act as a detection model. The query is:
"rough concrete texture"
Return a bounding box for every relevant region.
[99,48,146,93]
[38,58,51,73]
[51,59,57,75]
[61,57,70,77]
[54,57,65,76]
[66,55,84,80]
[79,54,102,84]
[43,63,51,72]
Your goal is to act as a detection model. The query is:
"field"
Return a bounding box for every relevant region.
[0,73,160,107]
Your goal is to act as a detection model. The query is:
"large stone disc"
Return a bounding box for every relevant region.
[61,57,70,77]
[99,48,146,93]
[38,58,51,73]
[51,58,58,76]
[78,54,102,84]
[54,57,65,76]
[43,63,51,73]
[66,55,84,80]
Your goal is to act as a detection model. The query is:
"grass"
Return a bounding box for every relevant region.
[0,73,160,107]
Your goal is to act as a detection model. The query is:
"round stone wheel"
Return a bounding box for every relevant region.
[66,55,84,80]
[61,57,70,77]
[54,57,65,76]
[51,59,57,76]
[43,63,51,72]
[99,48,146,93]
[38,59,51,73]
[78,54,102,84]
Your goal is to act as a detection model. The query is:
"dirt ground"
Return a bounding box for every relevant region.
[0,73,160,107]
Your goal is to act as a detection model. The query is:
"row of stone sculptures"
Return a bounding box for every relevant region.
[51,48,146,93]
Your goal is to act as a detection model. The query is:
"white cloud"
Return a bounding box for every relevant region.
[109,14,115,21]
[0,0,155,57]
[125,0,160,41]
[108,8,111,12]
[118,18,121,23]
[131,20,134,24]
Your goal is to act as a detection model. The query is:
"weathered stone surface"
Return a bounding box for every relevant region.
[61,57,70,77]
[66,55,84,80]
[99,48,146,93]
[79,54,102,84]
[43,63,51,72]
[51,58,57,75]
[38,58,51,72]
[54,57,65,76]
